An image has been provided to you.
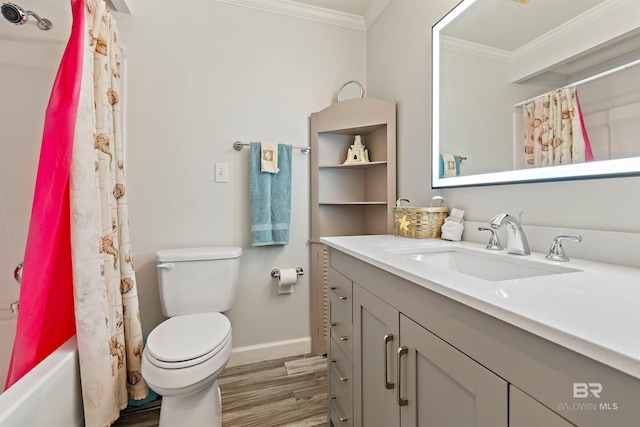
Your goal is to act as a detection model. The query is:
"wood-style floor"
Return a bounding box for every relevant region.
[112,354,328,427]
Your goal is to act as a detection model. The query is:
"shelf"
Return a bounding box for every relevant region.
[309,98,396,357]
[319,201,387,205]
[318,123,386,135]
[319,161,387,169]
[310,98,396,241]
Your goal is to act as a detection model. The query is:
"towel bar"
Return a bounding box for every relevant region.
[233,141,310,155]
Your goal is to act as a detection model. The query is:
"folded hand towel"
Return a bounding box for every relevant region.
[250,142,292,246]
[260,141,280,173]
[439,153,461,178]
[441,219,464,241]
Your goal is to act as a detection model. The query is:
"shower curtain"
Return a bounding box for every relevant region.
[71,0,148,425]
[4,0,84,392]
[522,87,594,167]
[6,1,148,426]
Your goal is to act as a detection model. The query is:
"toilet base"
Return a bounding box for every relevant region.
[158,379,222,427]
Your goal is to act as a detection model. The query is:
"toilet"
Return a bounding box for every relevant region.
[141,247,242,427]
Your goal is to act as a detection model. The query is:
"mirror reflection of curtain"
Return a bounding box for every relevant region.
[523,87,594,167]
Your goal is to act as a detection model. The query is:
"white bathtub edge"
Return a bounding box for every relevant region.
[0,335,83,427]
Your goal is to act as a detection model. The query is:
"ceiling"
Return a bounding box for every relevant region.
[0,0,380,43]
[440,0,608,52]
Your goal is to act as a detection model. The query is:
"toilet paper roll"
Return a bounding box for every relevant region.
[278,268,298,287]
[277,268,298,295]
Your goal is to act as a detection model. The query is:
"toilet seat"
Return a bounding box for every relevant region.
[145,312,231,369]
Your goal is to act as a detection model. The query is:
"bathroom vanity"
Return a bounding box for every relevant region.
[323,235,640,427]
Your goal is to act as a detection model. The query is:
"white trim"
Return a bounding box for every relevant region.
[212,0,365,31]
[227,337,312,367]
[511,0,635,62]
[441,36,511,63]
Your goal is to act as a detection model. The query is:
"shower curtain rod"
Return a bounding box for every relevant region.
[233,141,311,154]
[514,58,640,108]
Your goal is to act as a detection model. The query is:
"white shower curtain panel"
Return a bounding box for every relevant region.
[69,1,148,426]
[522,87,588,167]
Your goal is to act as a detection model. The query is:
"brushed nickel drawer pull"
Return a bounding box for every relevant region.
[330,395,349,422]
[331,360,348,382]
[330,286,347,300]
[397,346,408,406]
[384,334,394,389]
[331,322,348,341]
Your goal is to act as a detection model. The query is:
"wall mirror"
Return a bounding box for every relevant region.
[432,0,640,188]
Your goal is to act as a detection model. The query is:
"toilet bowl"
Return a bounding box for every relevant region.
[142,313,232,426]
[141,247,242,427]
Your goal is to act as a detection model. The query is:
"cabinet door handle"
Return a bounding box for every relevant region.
[330,286,347,300]
[397,346,408,406]
[330,395,349,422]
[383,334,394,389]
[331,360,348,382]
[331,322,348,341]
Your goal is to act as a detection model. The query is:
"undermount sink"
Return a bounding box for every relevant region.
[393,247,580,281]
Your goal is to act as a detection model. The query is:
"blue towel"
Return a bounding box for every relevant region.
[250,142,292,246]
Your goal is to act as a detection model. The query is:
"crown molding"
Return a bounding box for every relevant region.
[441,36,511,63]
[212,0,366,31]
[512,0,635,62]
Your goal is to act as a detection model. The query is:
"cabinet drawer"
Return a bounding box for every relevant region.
[330,304,353,362]
[330,370,353,427]
[328,268,353,322]
[329,341,353,408]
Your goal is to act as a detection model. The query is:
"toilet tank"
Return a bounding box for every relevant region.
[156,247,242,317]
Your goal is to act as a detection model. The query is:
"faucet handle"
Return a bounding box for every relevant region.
[478,227,503,251]
[545,235,582,262]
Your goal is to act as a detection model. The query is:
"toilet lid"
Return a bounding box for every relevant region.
[146,312,231,363]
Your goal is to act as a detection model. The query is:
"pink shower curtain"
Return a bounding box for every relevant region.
[4,0,85,390]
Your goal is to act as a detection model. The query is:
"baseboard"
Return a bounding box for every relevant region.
[227,337,312,367]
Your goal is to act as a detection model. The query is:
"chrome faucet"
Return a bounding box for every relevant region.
[546,235,582,262]
[478,227,503,251]
[489,214,530,255]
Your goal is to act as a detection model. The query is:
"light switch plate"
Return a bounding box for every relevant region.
[215,163,229,183]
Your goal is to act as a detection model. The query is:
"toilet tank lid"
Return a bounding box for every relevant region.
[156,247,242,262]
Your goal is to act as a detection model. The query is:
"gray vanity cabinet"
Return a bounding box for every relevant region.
[325,246,640,427]
[352,284,400,427]
[353,283,507,427]
[328,268,354,427]
[509,386,576,427]
[399,315,507,427]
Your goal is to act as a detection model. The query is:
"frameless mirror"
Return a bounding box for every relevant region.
[432,0,640,188]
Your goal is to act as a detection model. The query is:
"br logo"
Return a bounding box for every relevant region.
[573,383,603,398]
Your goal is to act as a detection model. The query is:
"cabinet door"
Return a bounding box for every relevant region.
[510,385,575,427]
[399,315,508,427]
[353,284,400,427]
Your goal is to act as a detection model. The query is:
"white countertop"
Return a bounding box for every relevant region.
[320,235,640,379]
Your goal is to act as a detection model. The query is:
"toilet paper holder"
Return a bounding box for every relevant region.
[271,267,304,278]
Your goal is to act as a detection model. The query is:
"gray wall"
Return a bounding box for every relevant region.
[116,0,367,346]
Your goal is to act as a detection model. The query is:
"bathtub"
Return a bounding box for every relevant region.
[0,336,83,427]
